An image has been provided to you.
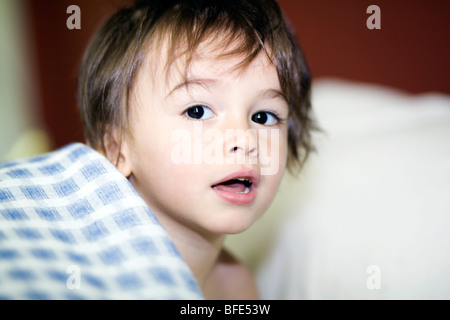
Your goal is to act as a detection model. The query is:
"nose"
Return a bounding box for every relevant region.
[225,122,258,160]
[229,141,257,157]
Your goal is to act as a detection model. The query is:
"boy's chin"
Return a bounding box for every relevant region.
[203,214,261,236]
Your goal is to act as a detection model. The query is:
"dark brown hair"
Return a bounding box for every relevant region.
[77,0,316,170]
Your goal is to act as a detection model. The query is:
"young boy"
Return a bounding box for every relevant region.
[77,0,315,299]
[0,0,314,300]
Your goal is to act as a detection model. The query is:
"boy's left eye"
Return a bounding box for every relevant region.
[184,105,214,120]
[251,111,279,125]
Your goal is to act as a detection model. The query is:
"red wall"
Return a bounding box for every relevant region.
[277,0,450,94]
[26,0,126,147]
[26,0,450,149]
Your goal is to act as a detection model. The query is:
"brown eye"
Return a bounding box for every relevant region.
[184,105,214,120]
[251,111,278,125]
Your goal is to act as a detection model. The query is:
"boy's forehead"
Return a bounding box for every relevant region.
[140,38,276,94]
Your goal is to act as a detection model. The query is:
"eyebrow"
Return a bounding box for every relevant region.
[259,88,288,104]
[166,77,287,104]
[166,78,219,98]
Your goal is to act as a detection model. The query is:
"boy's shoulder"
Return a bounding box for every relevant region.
[205,248,259,300]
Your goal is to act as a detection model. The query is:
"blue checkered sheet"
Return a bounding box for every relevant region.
[0,143,203,299]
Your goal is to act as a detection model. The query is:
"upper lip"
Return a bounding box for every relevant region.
[211,169,260,189]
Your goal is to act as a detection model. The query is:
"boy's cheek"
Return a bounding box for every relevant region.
[259,129,287,176]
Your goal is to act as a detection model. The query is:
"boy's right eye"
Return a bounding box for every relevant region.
[184,105,214,120]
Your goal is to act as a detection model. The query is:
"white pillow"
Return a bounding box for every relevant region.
[255,78,450,299]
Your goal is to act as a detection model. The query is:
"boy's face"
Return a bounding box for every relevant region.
[119,45,288,236]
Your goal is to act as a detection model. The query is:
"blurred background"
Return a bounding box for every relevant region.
[1,0,449,160]
[1,0,449,299]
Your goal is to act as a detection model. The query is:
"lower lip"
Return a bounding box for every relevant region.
[211,187,257,205]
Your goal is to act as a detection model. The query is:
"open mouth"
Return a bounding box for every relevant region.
[211,178,253,194]
[211,170,259,205]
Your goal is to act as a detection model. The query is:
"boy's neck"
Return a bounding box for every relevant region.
[152,210,226,292]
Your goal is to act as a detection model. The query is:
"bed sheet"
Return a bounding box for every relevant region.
[0,143,203,299]
[253,79,450,299]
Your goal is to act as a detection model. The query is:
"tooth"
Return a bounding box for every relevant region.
[235,186,250,194]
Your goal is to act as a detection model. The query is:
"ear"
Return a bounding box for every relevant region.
[103,131,132,178]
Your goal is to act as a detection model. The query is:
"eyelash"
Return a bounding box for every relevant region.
[253,110,286,125]
[182,104,214,120]
[182,104,286,125]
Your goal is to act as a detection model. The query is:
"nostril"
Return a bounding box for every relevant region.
[229,146,258,155]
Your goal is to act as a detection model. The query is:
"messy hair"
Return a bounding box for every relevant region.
[77,0,316,171]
